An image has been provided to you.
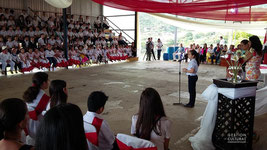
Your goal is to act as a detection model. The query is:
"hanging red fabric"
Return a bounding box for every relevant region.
[92,0,267,21]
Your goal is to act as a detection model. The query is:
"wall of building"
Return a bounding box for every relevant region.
[0,0,102,17]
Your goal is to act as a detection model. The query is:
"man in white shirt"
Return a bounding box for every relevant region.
[219,36,225,46]
[1,46,15,74]
[38,34,46,46]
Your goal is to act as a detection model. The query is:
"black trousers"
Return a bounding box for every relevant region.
[188,75,198,106]
[47,57,57,67]
[151,49,156,60]
[157,50,162,60]
[146,49,151,61]
[14,61,22,71]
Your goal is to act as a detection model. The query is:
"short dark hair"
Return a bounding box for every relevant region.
[87,91,108,112]
[241,39,249,45]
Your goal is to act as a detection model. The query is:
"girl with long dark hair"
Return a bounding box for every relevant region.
[0,98,33,150]
[22,72,50,144]
[183,50,199,108]
[131,88,171,150]
[241,35,263,81]
[48,80,68,109]
[35,103,88,150]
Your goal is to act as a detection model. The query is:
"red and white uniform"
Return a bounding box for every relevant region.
[33,52,41,68]
[26,89,50,144]
[39,51,50,68]
[27,52,35,65]
[83,120,99,150]
[68,50,80,65]
[83,111,115,150]
[116,133,157,150]
[19,53,33,72]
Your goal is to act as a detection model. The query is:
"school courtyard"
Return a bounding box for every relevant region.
[0,60,266,149]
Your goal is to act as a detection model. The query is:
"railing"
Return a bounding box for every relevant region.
[104,16,134,44]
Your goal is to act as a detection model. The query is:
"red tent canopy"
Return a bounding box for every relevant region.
[92,0,267,21]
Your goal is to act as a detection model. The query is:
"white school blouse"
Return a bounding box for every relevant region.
[186,58,198,76]
[131,115,171,150]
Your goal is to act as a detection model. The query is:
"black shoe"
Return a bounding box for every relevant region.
[184,104,194,108]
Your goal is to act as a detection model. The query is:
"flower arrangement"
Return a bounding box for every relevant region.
[226,50,244,83]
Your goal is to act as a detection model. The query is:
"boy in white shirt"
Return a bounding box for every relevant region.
[83,91,115,150]
[1,46,15,74]
[6,37,14,48]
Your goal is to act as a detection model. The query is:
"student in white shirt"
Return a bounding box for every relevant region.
[14,26,22,37]
[34,27,42,37]
[21,28,29,37]
[7,16,15,26]
[48,35,56,46]
[0,46,15,74]
[0,26,7,37]
[11,48,21,73]
[157,38,163,60]
[68,20,74,29]
[38,34,46,46]
[182,50,199,108]
[41,12,48,21]
[85,16,90,24]
[12,36,19,48]
[7,27,15,37]
[83,91,115,150]
[219,36,225,46]
[45,45,57,71]
[28,27,35,37]
[6,37,14,48]
[19,48,32,73]
[131,88,171,150]
[23,72,50,145]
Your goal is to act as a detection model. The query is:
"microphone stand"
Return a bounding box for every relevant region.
[173,58,183,105]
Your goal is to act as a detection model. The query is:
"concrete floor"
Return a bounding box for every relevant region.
[0,60,266,150]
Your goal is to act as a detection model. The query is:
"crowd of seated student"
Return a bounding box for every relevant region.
[0,7,133,75]
[0,72,171,150]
